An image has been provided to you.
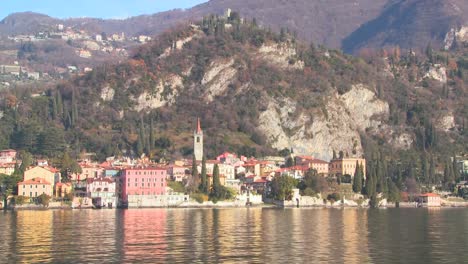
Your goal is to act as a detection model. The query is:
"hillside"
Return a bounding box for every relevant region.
[1,0,467,53]
[343,0,468,53]
[0,15,466,168]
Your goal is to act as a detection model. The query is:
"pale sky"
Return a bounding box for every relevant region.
[1,0,208,20]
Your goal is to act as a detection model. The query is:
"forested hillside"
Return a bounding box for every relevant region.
[0,14,466,188]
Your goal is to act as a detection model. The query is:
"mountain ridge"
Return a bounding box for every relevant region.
[2,0,466,53]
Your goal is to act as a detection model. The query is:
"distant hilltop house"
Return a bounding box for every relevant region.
[77,49,92,58]
[0,65,22,76]
[138,35,151,43]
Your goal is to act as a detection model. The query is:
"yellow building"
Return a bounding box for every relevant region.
[18,178,53,198]
[55,182,73,198]
[24,166,61,185]
[329,158,366,178]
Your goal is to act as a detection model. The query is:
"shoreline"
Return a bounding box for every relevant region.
[9,201,468,210]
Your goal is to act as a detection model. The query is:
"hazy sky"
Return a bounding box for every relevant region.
[1,0,208,20]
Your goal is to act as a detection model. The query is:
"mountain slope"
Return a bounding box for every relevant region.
[1,0,467,53]
[343,0,468,53]
[0,16,466,163]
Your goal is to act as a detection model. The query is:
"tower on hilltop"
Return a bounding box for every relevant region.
[193,118,203,161]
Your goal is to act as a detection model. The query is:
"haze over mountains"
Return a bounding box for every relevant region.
[1,0,467,53]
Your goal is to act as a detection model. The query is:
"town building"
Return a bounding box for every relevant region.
[55,182,72,198]
[0,149,16,164]
[24,166,61,185]
[120,167,167,206]
[87,177,117,208]
[18,178,53,198]
[329,158,366,178]
[0,163,16,176]
[418,193,441,207]
[193,118,203,161]
[167,165,188,182]
[295,156,330,175]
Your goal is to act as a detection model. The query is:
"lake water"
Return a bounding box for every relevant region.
[0,208,467,263]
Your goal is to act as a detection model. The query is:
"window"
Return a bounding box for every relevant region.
[22,192,25,196]
[142,183,144,187]
[135,183,137,187]
[197,137,200,143]
[142,178,145,182]
[128,183,130,187]
[30,192,32,197]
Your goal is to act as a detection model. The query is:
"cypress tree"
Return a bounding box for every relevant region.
[190,155,199,191]
[199,156,208,194]
[211,164,221,199]
[353,161,363,193]
[149,119,155,152]
[452,155,460,181]
[429,155,435,184]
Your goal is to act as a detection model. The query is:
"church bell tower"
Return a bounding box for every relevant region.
[193,118,203,161]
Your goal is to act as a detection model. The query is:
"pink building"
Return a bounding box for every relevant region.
[167,165,188,182]
[0,149,16,164]
[120,167,167,204]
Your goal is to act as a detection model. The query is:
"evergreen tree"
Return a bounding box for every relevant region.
[429,155,435,184]
[211,164,221,199]
[387,179,401,203]
[352,162,363,193]
[149,119,155,153]
[452,155,460,181]
[190,155,199,192]
[199,156,208,194]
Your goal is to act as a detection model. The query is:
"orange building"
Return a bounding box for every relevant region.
[18,178,53,198]
[329,158,366,178]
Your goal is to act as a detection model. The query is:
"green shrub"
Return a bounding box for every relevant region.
[14,195,29,205]
[191,193,208,204]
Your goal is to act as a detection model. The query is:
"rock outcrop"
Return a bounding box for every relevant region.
[132,75,183,112]
[258,42,304,70]
[258,84,389,160]
[201,59,238,103]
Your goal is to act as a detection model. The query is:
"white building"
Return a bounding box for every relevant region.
[86,178,117,208]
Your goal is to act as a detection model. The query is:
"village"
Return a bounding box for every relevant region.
[0,23,151,89]
[0,119,467,210]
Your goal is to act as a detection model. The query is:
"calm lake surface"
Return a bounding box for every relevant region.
[0,208,467,263]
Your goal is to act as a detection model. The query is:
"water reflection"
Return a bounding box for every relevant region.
[0,208,466,263]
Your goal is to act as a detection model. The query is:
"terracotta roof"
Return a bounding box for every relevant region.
[420,193,440,197]
[310,159,329,164]
[297,155,314,160]
[19,178,51,185]
[87,177,114,184]
[55,182,72,187]
[254,179,267,183]
[0,149,16,152]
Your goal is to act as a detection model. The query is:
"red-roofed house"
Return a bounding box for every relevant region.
[0,149,16,164]
[24,166,61,186]
[275,166,308,179]
[418,193,441,207]
[18,178,53,198]
[167,164,189,182]
[297,158,329,175]
[0,162,16,176]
